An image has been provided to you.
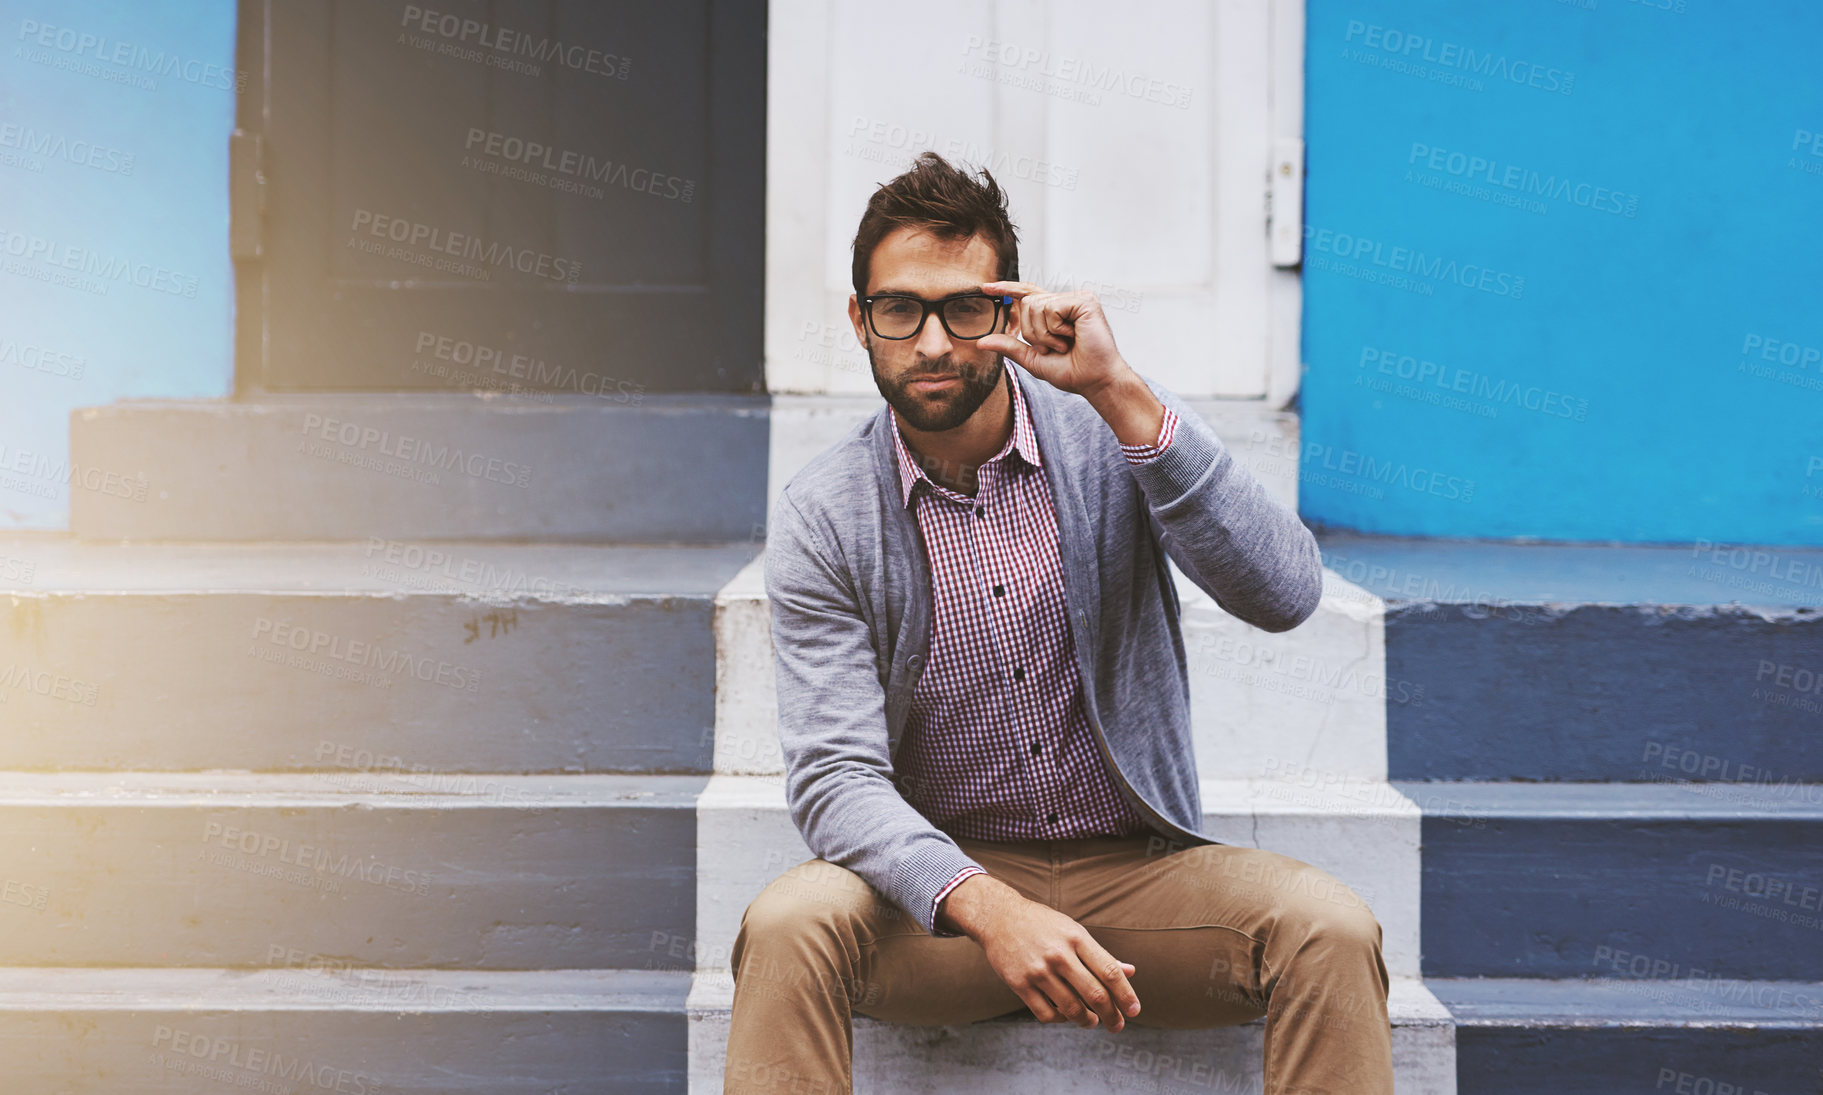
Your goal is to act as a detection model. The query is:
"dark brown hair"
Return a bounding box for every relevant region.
[850,151,1020,299]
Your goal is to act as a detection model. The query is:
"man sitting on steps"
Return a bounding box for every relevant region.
[724,150,1394,1095]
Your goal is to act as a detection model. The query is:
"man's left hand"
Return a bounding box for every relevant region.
[977,281,1131,399]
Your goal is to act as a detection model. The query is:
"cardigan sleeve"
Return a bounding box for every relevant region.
[1122,372,1324,633]
[763,490,987,938]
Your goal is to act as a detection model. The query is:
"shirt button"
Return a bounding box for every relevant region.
[993,584,1005,597]
[1013,666,1024,681]
[1030,741,1042,756]
[1046,812,1059,824]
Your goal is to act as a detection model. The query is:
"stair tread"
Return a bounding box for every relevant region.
[0,533,759,595]
[0,967,690,1010]
[1391,779,1823,817]
[0,771,706,805]
[1319,531,1823,608]
[96,393,767,411]
[1429,977,1823,1027]
[688,972,1454,1027]
[704,772,1422,817]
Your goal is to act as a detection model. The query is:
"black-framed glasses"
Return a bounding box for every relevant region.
[860,293,1009,341]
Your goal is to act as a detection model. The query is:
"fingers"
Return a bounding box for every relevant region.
[983,282,1075,355]
[1023,964,1138,1030]
[1018,297,1068,355]
[1015,984,1061,1025]
[975,333,1035,369]
[1045,304,1075,353]
[1084,944,1142,1021]
[1051,950,1125,1032]
[1032,969,1095,1028]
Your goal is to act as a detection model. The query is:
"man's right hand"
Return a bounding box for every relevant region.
[940,873,1142,1032]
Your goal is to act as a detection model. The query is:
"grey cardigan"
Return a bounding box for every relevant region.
[763,361,1324,937]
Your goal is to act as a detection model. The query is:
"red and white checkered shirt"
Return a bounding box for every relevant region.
[887,366,1180,935]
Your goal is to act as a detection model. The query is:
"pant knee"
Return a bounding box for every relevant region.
[735,861,867,961]
[1309,903,1382,955]
[1269,866,1383,959]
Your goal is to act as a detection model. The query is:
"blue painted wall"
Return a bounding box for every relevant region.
[0,0,235,528]
[1302,0,1823,545]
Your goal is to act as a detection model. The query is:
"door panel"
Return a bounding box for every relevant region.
[238,0,764,393]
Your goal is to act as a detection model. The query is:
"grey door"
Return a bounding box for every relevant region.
[233,0,764,394]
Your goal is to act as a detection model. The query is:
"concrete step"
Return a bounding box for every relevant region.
[1432,976,1823,1095]
[1317,534,1823,781]
[68,393,769,542]
[687,972,1457,1094]
[0,772,703,969]
[0,967,690,1093]
[1399,781,1823,980]
[694,774,1423,982]
[0,534,757,771]
[714,551,1396,784]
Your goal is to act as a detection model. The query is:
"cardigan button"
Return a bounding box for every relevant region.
[907,654,923,669]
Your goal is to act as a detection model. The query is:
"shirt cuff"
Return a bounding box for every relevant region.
[929,865,986,938]
[1119,405,1178,466]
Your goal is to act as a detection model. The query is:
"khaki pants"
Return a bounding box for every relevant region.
[723,833,1394,1095]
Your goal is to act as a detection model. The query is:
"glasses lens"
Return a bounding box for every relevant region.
[871,297,924,338]
[942,296,996,339]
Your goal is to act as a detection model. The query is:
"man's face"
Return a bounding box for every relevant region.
[849,227,1008,433]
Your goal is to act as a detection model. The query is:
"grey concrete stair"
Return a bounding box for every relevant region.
[0,772,703,969]
[0,967,691,1093]
[1402,780,1823,981]
[68,393,769,542]
[1315,533,1823,781]
[1432,976,1823,1094]
[1318,533,1823,1090]
[0,535,757,771]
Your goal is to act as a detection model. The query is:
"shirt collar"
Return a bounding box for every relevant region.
[890,363,1043,510]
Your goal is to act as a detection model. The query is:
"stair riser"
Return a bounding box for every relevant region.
[688,973,1457,1095]
[0,801,697,967]
[711,574,1394,783]
[692,1013,1455,1095]
[1454,1029,1821,1095]
[1416,816,1823,978]
[0,1011,685,1094]
[1184,580,1389,781]
[1387,605,1823,780]
[69,397,768,541]
[694,780,1424,982]
[1,593,715,771]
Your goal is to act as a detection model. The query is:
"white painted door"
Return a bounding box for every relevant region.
[766,0,1304,404]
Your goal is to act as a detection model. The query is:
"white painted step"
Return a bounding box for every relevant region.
[694,774,1422,983]
[686,971,1456,1094]
[715,552,1393,783]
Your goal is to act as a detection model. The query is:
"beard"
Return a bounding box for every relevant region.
[869,348,1004,433]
